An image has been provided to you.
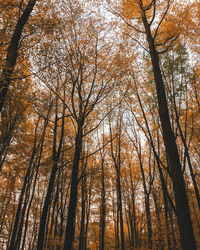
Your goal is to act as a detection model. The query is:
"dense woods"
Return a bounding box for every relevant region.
[0,0,199,249]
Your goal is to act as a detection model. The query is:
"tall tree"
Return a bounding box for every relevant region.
[108,108,126,250]
[61,3,121,248]
[114,0,197,248]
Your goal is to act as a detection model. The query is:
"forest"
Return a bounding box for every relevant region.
[0,0,199,249]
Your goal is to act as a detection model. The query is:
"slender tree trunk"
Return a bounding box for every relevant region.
[124,201,131,249]
[21,161,40,250]
[0,175,16,233]
[116,210,120,250]
[116,169,125,250]
[8,111,49,249]
[99,160,106,250]
[152,190,164,250]
[49,187,59,242]
[127,195,134,248]
[15,185,31,249]
[140,6,196,249]
[129,172,138,248]
[145,195,153,249]
[79,176,86,250]
[63,123,83,250]
[172,92,200,210]
[177,124,200,210]
[37,162,58,250]
[8,149,36,249]
[112,187,119,250]
[137,154,153,249]
[109,114,125,250]
[0,0,37,111]
[84,176,92,250]
[37,99,65,250]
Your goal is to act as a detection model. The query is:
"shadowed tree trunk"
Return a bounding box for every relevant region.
[0,0,37,112]
[37,96,65,250]
[8,111,49,250]
[79,158,87,250]
[152,190,164,250]
[63,121,84,249]
[109,113,125,250]
[99,158,106,250]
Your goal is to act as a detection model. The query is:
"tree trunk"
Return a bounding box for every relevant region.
[141,8,196,250]
[36,162,58,250]
[79,176,86,250]
[21,161,40,250]
[116,169,125,250]
[127,195,134,248]
[145,195,153,249]
[152,190,164,250]
[84,181,92,250]
[0,0,37,112]
[8,152,36,250]
[129,171,138,248]
[99,160,106,250]
[137,153,152,249]
[63,124,83,250]
[163,190,172,250]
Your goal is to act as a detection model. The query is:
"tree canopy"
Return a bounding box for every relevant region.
[0,0,199,249]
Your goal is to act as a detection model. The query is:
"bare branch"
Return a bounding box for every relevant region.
[124,32,149,53]
[153,0,170,39]
[145,0,155,11]
[107,7,146,34]
[59,134,117,169]
[149,0,156,26]
[158,33,180,54]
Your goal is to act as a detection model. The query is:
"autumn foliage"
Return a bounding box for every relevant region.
[0,0,199,249]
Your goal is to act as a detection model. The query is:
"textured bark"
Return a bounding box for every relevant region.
[0,0,37,112]
[63,124,83,250]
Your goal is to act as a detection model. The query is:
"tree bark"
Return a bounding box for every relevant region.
[79,175,86,250]
[0,0,37,112]
[63,123,83,250]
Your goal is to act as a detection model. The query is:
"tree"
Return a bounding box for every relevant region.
[36,90,66,250]
[113,0,197,248]
[49,3,122,249]
[0,0,199,249]
[0,0,37,112]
